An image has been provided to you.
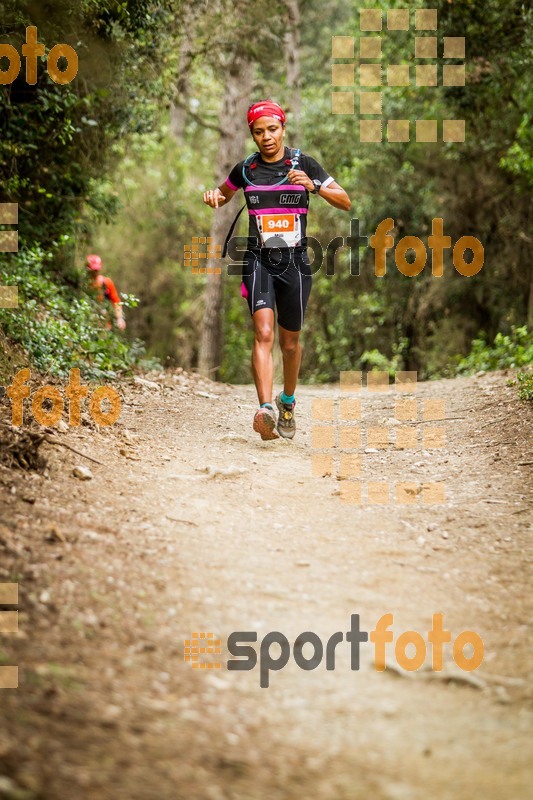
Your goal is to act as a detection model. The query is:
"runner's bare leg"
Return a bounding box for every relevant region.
[252,308,275,404]
[278,325,302,397]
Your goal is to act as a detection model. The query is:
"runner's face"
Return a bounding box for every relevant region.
[251,117,285,160]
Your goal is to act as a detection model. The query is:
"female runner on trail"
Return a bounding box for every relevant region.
[203,100,351,440]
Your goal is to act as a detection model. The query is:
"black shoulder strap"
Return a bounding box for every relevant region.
[241,151,261,186]
[221,149,299,259]
[222,204,247,258]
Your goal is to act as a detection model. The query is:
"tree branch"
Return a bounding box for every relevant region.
[172,100,224,134]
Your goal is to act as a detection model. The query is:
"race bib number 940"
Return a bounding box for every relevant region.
[258,214,301,247]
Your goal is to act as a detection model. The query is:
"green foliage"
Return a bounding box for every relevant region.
[0,0,182,377]
[500,114,533,188]
[455,326,533,374]
[507,370,533,402]
[1,0,183,244]
[298,0,532,380]
[0,247,145,380]
[1,0,531,385]
[91,131,207,367]
[219,279,253,384]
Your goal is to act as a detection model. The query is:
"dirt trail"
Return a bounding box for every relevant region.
[0,369,532,800]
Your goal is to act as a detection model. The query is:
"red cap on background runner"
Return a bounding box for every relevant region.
[247,101,286,128]
[86,255,102,271]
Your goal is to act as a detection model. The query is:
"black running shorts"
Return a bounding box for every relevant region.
[241,250,312,332]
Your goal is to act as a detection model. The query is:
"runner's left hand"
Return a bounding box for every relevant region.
[287,169,314,192]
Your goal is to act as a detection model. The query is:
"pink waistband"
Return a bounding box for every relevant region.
[245,184,307,192]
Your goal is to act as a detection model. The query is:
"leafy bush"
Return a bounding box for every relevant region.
[0,0,175,379]
[507,370,533,402]
[0,246,146,380]
[455,326,533,374]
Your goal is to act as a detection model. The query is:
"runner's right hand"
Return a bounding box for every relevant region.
[203,188,226,208]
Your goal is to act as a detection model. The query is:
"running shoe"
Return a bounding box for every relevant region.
[253,405,279,440]
[275,393,296,439]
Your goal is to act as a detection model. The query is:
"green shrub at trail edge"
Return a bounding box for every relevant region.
[455,326,533,374]
[0,246,146,381]
[507,370,533,403]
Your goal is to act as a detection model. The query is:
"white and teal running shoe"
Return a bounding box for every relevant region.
[275,393,296,439]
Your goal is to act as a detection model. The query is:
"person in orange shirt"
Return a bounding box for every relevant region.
[86,254,126,331]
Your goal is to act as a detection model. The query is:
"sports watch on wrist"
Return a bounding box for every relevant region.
[310,179,322,194]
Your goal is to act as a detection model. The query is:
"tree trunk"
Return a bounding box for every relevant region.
[284,0,301,139]
[169,6,196,142]
[198,55,254,377]
[527,267,533,331]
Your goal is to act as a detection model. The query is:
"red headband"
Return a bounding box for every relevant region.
[247,101,286,128]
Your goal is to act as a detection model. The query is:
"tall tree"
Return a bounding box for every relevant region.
[197,0,288,376]
[198,54,254,376]
[169,4,200,142]
[283,0,301,138]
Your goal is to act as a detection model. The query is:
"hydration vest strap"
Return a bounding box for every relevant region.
[222,203,247,258]
[242,152,260,187]
[224,148,303,257]
[242,148,301,188]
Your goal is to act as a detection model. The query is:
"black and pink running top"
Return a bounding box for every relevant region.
[225,146,334,255]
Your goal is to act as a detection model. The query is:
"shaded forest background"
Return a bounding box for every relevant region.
[0,0,531,385]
